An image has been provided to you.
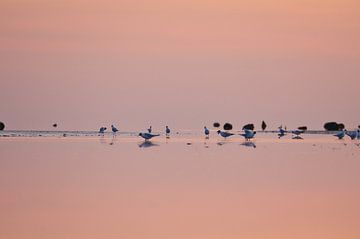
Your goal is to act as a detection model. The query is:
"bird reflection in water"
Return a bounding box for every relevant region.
[99,136,107,145]
[204,141,209,148]
[98,136,117,145]
[292,135,303,140]
[240,141,256,148]
[109,136,117,145]
[138,141,159,148]
[217,141,227,146]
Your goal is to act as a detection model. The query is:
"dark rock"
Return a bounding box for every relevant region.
[298,126,307,131]
[338,123,345,130]
[213,122,220,128]
[323,122,345,131]
[242,123,254,130]
[0,121,5,131]
[53,123,58,128]
[324,122,339,131]
[261,121,267,131]
[223,123,233,130]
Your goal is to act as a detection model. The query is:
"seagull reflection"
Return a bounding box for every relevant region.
[217,141,230,146]
[292,135,303,140]
[99,136,107,145]
[109,136,117,145]
[204,141,209,148]
[138,141,159,148]
[240,141,256,148]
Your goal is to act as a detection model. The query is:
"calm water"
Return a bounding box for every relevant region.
[1,133,360,239]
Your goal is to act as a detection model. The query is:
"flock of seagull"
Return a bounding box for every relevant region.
[98,124,360,141]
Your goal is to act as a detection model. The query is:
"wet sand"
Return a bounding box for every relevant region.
[1,134,360,239]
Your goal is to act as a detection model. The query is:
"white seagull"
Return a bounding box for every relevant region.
[99,127,107,134]
[139,132,160,140]
[278,126,286,138]
[217,130,234,139]
[292,129,304,136]
[111,125,119,133]
[334,130,345,139]
[346,130,358,140]
[240,129,256,141]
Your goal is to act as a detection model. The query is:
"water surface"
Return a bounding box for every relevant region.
[1,133,359,239]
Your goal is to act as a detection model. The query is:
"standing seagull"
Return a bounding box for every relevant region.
[99,127,107,134]
[204,126,210,138]
[292,129,304,136]
[147,126,152,133]
[278,126,287,138]
[345,130,357,140]
[139,132,160,141]
[165,126,171,137]
[111,124,119,133]
[334,130,345,139]
[240,129,256,141]
[217,130,234,139]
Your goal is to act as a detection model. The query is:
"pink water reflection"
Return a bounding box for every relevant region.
[1,136,360,239]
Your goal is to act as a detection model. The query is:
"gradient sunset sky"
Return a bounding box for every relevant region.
[1,0,359,130]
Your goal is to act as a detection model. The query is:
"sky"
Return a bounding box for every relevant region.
[0,0,359,131]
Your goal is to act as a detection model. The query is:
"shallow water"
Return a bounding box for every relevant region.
[1,133,360,239]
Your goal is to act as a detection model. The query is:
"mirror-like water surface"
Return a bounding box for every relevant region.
[1,133,359,239]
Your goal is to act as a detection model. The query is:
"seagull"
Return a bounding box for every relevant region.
[147,126,152,133]
[346,130,358,140]
[204,126,210,137]
[99,127,107,134]
[165,126,170,136]
[278,126,286,138]
[240,129,256,141]
[139,132,160,140]
[111,125,119,133]
[217,130,234,139]
[292,129,303,136]
[334,130,345,139]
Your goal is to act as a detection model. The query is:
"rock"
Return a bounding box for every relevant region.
[323,122,345,131]
[338,123,345,130]
[242,123,254,130]
[0,121,5,131]
[298,126,307,131]
[213,122,220,128]
[53,123,58,128]
[261,121,267,131]
[223,123,233,130]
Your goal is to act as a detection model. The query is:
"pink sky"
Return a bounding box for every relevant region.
[1,0,359,131]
